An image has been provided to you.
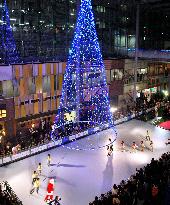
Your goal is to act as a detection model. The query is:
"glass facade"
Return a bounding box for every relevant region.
[139,1,170,50]
[0,0,78,62]
[0,0,137,62]
[0,0,169,63]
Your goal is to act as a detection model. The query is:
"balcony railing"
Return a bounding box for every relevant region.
[127,49,170,60]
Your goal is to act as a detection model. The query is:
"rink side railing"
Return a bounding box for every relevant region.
[0,108,154,166]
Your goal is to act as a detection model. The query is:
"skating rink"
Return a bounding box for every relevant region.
[0,120,169,205]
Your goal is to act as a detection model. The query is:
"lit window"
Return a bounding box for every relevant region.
[0,110,6,118]
[96,6,106,13]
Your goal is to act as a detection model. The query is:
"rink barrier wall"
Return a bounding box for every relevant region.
[155,124,170,131]
[0,124,110,166]
[0,108,154,166]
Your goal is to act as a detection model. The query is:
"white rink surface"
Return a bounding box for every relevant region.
[0,120,169,205]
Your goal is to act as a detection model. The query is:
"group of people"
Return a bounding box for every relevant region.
[130,130,153,153]
[1,95,168,158]
[112,96,156,122]
[29,154,61,205]
[90,152,170,205]
[30,162,43,195]
[30,154,51,195]
[107,130,154,156]
[0,182,22,205]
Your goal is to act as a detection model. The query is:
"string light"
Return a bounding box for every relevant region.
[52,0,114,142]
[0,0,19,64]
[51,120,116,151]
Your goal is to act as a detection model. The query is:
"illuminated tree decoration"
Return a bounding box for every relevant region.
[0,24,4,63]
[54,0,113,128]
[0,0,19,64]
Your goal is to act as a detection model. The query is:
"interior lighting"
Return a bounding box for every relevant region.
[162,90,168,97]
[110,107,118,113]
[2,130,5,136]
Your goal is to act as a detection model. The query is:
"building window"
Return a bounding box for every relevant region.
[96,21,105,29]
[96,6,106,13]
[2,81,14,97]
[0,110,6,118]
[43,76,51,92]
[0,82,3,96]
[54,75,57,91]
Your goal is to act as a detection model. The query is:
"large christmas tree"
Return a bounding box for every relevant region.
[54,0,113,130]
[0,0,19,64]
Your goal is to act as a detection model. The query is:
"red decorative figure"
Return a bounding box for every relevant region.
[44,178,55,203]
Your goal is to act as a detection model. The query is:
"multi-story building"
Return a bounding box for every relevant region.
[105,58,170,107]
[0,59,169,139]
[0,0,169,139]
[0,0,169,63]
[0,62,66,138]
[0,0,136,62]
[139,0,170,50]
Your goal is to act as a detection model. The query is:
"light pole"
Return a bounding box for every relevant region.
[134,3,140,103]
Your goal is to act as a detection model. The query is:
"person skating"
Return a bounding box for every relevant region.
[165,139,170,146]
[140,141,145,152]
[44,178,55,203]
[121,141,125,152]
[146,130,150,141]
[107,138,113,156]
[32,170,38,185]
[35,178,40,194]
[48,196,61,205]
[30,178,40,194]
[37,163,42,175]
[150,140,153,152]
[47,154,51,166]
[131,142,138,153]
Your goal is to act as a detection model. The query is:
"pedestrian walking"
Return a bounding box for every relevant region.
[140,141,145,152]
[47,154,51,166]
[37,163,42,175]
[30,178,40,194]
[32,171,38,185]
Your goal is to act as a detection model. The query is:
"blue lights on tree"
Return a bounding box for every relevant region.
[54,0,113,128]
[0,0,19,64]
